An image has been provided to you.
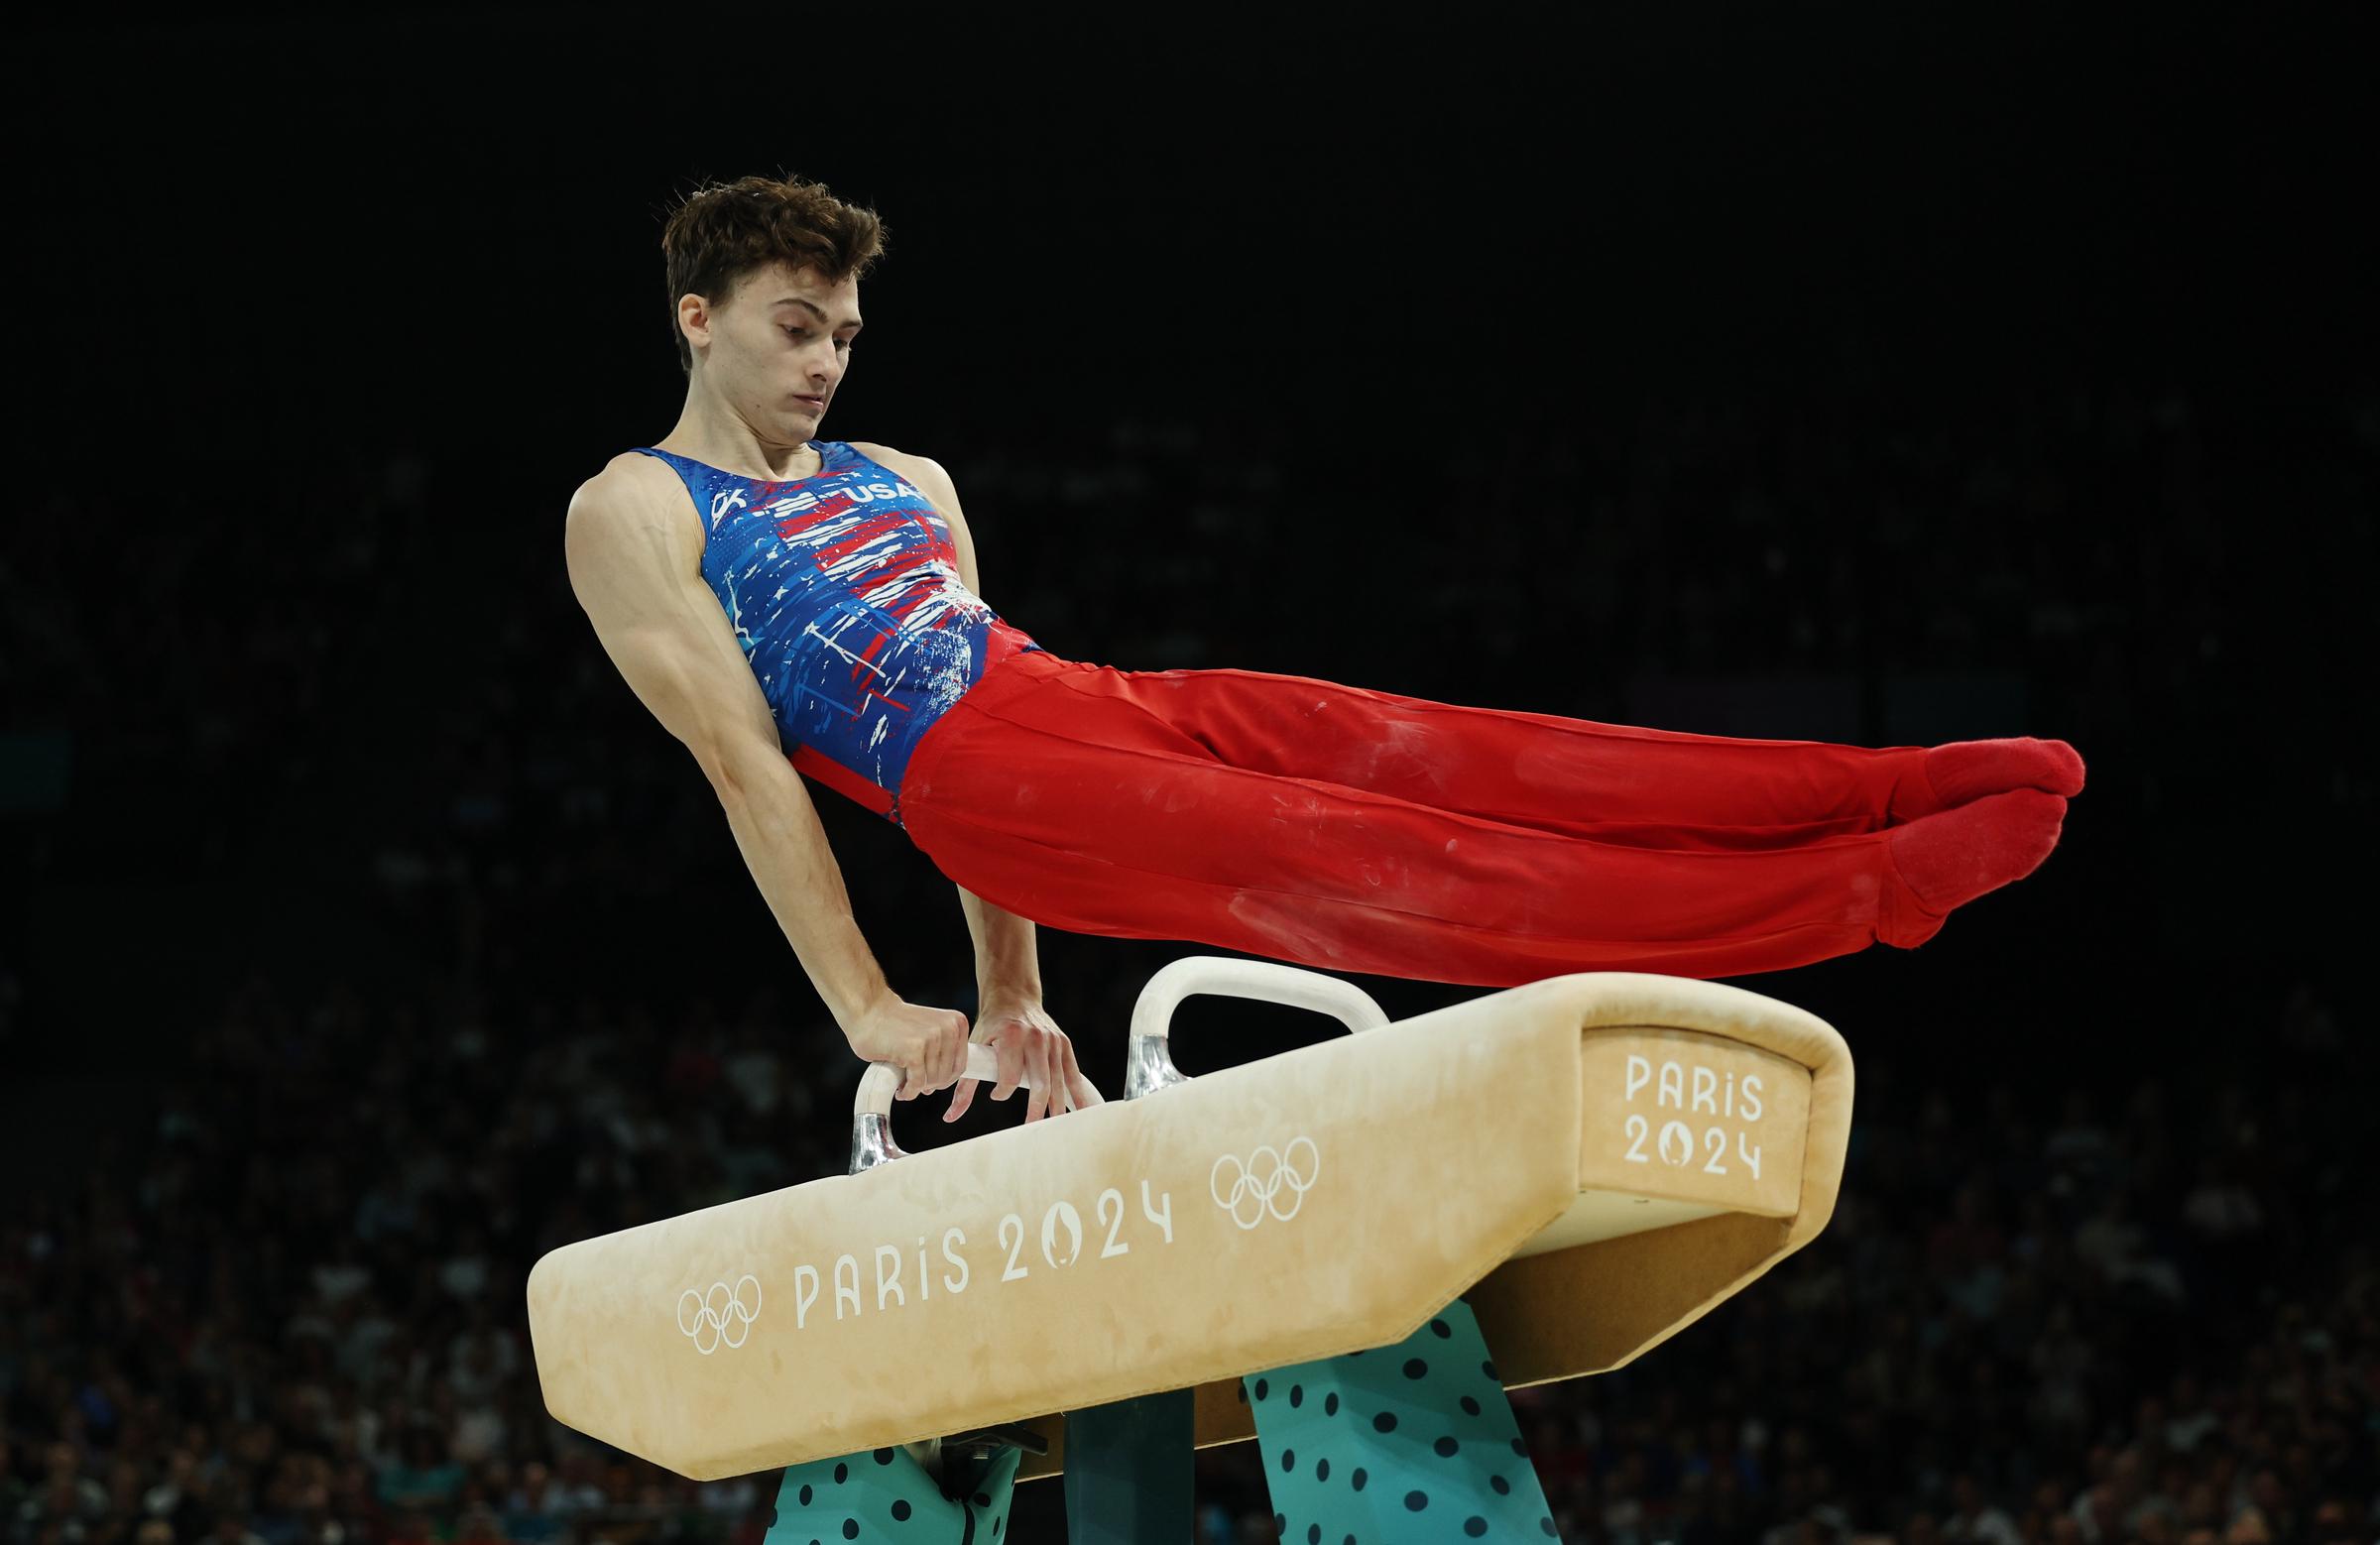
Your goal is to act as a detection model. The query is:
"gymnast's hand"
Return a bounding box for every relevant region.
[944,991,1107,1126]
[845,993,973,1103]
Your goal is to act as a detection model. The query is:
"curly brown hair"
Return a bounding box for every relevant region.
[658,174,889,377]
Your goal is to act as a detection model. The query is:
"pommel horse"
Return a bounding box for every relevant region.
[527,960,1853,1543]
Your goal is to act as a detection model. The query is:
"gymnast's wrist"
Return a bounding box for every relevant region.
[832,980,899,1041]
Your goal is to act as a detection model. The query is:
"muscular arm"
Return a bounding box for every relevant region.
[865,445,1046,999]
[562,458,895,1033]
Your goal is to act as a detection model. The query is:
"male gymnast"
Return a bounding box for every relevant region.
[563,175,2083,1126]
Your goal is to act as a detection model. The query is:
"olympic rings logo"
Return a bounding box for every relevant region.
[1211,1138,1321,1230]
[676,1275,763,1355]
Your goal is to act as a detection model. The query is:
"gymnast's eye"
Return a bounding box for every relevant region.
[781,326,807,341]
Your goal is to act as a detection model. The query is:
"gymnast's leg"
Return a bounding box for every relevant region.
[897,654,2069,986]
[1021,656,2082,848]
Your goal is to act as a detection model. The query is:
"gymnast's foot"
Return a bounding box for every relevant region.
[1889,737,2087,822]
[1879,787,2069,948]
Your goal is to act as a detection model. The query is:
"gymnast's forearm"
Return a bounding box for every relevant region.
[707,736,893,1034]
[958,886,1041,998]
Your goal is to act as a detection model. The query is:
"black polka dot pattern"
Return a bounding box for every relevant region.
[1236,1297,1563,1541]
[758,1301,1558,1541]
[764,1439,1019,1542]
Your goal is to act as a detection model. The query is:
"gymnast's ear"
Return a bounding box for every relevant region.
[674,291,718,370]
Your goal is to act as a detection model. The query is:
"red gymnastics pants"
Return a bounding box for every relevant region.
[896,648,1948,987]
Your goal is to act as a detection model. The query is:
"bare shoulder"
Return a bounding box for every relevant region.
[569,451,704,538]
[572,449,689,517]
[565,451,704,576]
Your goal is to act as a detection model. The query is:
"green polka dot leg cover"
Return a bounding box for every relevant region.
[1243,1296,1562,1543]
[762,1442,1021,1544]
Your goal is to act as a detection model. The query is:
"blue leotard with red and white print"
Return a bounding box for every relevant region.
[630,440,1044,828]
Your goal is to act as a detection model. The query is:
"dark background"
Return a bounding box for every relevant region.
[2,5,2373,1544]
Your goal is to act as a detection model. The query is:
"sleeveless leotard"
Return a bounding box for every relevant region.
[630,440,1045,828]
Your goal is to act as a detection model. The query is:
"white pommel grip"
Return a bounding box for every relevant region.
[854,1040,1036,1121]
[1128,955,1392,1049]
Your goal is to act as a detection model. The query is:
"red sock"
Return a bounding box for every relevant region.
[1879,788,2069,947]
[1890,737,2087,820]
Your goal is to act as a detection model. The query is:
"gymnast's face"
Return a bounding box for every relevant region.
[682,260,864,451]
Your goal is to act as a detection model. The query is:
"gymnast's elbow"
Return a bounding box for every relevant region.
[697,726,800,808]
